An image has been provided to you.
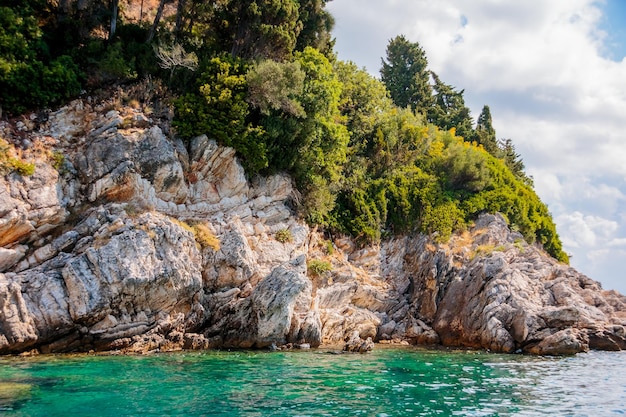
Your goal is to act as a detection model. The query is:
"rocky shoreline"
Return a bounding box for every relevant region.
[1,99,625,356]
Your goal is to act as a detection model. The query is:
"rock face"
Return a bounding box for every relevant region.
[380,214,626,354]
[1,99,625,355]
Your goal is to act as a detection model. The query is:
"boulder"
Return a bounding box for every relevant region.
[343,330,374,353]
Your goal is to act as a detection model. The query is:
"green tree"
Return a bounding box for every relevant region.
[0,4,81,114]
[499,138,532,185]
[291,47,349,223]
[173,56,269,174]
[366,108,429,177]
[380,35,433,115]
[295,0,335,53]
[173,56,249,143]
[246,59,305,116]
[474,105,499,156]
[439,139,492,193]
[335,60,394,145]
[214,0,302,60]
[427,72,474,140]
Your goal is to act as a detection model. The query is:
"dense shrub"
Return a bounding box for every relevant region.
[0,6,81,114]
[307,259,332,276]
[0,138,35,176]
[173,56,269,174]
[275,228,293,243]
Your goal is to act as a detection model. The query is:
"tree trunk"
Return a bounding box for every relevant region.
[147,0,168,43]
[174,0,187,39]
[109,0,119,41]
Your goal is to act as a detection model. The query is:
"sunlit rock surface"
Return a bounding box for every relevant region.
[1,99,625,355]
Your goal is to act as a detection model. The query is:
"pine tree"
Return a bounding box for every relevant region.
[380,35,433,115]
[499,138,532,185]
[474,105,499,156]
[428,72,474,140]
[215,0,302,60]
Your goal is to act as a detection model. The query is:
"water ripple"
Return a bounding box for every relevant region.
[0,348,625,416]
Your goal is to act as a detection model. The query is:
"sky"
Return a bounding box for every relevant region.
[326,0,626,294]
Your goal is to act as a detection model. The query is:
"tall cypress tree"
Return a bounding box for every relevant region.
[380,35,433,115]
[475,105,498,156]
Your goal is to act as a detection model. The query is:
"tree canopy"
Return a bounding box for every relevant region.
[380,35,433,115]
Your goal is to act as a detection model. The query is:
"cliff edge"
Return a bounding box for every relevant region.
[1,99,625,355]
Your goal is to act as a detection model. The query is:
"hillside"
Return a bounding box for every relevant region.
[2,1,622,355]
[0,99,625,355]
[0,0,566,261]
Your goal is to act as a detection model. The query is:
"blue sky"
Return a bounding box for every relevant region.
[599,0,626,60]
[327,0,626,294]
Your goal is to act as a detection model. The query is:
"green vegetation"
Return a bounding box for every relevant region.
[470,244,507,261]
[275,228,293,243]
[324,240,334,255]
[307,259,332,277]
[0,138,35,176]
[51,151,65,171]
[0,1,567,263]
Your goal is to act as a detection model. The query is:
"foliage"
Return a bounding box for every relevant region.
[51,151,65,171]
[251,47,349,222]
[428,72,474,141]
[154,42,198,83]
[169,218,220,251]
[499,138,531,185]
[0,5,82,114]
[275,228,293,243]
[100,41,138,80]
[295,0,335,53]
[470,244,506,260]
[291,47,350,223]
[474,105,498,156]
[380,35,433,115]
[191,223,220,251]
[459,154,568,262]
[246,59,305,116]
[212,0,302,60]
[8,158,36,176]
[307,259,332,276]
[421,200,464,242]
[335,60,395,145]
[437,137,492,193]
[0,138,35,176]
[324,240,334,255]
[0,2,568,264]
[79,25,158,86]
[173,55,269,174]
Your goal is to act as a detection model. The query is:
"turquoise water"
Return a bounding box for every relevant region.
[0,347,625,416]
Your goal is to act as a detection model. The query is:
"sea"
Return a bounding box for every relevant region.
[0,346,624,416]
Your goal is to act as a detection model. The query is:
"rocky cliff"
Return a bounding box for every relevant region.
[1,98,625,355]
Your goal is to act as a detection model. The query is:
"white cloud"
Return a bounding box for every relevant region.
[556,212,618,247]
[327,0,626,293]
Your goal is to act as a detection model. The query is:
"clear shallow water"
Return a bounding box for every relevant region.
[0,347,624,416]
